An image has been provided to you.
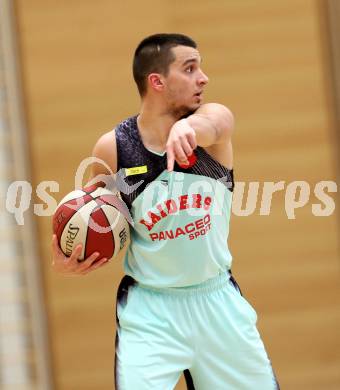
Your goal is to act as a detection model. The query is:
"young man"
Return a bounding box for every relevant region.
[52,34,279,389]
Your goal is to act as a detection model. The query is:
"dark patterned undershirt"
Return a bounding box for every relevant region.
[115,115,234,209]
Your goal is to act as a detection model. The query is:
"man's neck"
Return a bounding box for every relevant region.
[137,101,179,152]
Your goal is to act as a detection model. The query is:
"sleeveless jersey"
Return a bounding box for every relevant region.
[115,115,234,288]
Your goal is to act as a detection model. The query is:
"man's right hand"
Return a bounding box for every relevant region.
[51,234,109,276]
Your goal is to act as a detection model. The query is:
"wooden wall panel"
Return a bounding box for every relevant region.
[14,0,340,389]
[14,1,173,389]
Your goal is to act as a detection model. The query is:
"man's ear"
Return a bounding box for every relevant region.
[148,73,164,92]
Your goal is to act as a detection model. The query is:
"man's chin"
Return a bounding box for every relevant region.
[190,101,203,113]
[186,100,204,111]
[169,101,203,119]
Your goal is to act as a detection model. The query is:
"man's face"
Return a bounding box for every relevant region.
[163,45,209,117]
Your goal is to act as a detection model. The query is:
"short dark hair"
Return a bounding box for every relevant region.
[133,33,197,96]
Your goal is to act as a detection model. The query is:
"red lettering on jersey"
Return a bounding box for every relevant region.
[140,195,214,232]
[185,223,195,233]
[165,230,174,239]
[204,196,212,210]
[156,204,167,218]
[191,194,202,208]
[175,227,185,237]
[165,199,178,214]
[139,211,162,232]
[195,218,204,229]
[139,218,154,231]
[179,195,189,210]
[148,211,161,225]
[149,214,212,241]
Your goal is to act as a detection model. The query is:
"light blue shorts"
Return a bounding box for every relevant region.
[114,270,279,389]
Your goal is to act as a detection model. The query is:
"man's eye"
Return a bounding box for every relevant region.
[186,66,193,73]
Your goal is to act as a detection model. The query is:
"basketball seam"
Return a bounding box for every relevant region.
[57,192,118,259]
[83,216,91,261]
[83,186,100,196]
[83,203,103,259]
[96,198,117,207]
[56,199,96,256]
[92,194,117,203]
[100,206,115,259]
[88,188,113,199]
[95,196,131,223]
[57,191,87,205]
[55,195,94,226]
[84,204,115,260]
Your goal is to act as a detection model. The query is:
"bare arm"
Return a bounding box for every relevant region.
[187,103,234,147]
[166,103,234,171]
[89,130,117,180]
[51,129,117,276]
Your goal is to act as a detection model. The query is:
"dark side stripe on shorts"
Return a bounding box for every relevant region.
[114,275,197,390]
[115,275,136,390]
[114,272,280,390]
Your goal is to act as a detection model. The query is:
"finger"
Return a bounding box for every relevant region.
[187,132,197,150]
[82,251,101,266]
[180,139,193,157]
[90,257,108,270]
[77,252,101,272]
[174,144,189,164]
[69,244,83,263]
[81,257,108,275]
[166,145,175,172]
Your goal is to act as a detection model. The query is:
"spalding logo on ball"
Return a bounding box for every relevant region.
[53,185,131,261]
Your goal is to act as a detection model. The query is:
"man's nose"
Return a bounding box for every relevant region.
[198,70,209,85]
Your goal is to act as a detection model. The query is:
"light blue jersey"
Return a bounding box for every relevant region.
[114,115,280,390]
[125,170,232,287]
[115,115,234,287]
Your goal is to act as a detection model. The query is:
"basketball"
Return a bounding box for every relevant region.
[52,185,130,261]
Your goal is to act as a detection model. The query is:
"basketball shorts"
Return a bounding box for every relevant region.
[114,270,280,390]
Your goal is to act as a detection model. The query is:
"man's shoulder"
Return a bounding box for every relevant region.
[92,130,116,164]
[91,114,139,174]
[115,114,138,132]
[90,131,117,176]
[95,114,138,148]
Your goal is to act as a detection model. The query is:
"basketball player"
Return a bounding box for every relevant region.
[52,33,280,389]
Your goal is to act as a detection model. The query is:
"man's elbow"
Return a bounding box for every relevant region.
[215,105,234,144]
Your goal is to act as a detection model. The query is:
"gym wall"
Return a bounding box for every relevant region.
[11,0,340,389]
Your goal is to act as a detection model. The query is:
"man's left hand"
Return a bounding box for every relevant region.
[166,119,197,171]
